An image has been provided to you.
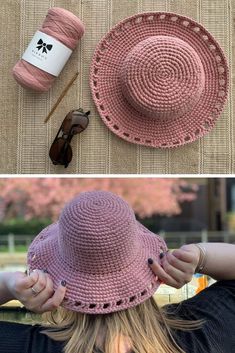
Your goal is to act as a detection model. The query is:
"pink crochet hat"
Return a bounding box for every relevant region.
[90,12,229,148]
[27,191,167,314]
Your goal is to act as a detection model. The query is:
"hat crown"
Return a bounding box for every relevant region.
[120,35,205,120]
[58,191,139,274]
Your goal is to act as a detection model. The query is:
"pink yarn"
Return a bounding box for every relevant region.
[12,8,85,92]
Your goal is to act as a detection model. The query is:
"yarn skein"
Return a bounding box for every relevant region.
[12,8,85,92]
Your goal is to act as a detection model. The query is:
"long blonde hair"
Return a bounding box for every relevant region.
[41,296,203,353]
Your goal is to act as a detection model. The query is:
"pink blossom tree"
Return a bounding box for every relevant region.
[0,178,198,221]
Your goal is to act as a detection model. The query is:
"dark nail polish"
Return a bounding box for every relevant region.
[148,258,153,265]
[61,280,67,287]
[43,269,49,273]
[159,252,164,259]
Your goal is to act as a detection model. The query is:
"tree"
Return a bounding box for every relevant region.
[0,178,198,221]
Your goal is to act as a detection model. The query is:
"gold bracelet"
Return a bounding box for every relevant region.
[194,243,207,273]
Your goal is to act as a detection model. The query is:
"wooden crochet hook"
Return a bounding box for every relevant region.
[44,72,79,124]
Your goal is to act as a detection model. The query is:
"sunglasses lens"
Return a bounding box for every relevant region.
[49,138,72,167]
[49,109,90,167]
[62,111,89,135]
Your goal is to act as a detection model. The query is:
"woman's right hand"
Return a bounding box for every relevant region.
[2,270,66,313]
[148,244,200,289]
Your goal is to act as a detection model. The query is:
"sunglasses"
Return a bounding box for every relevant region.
[49,109,90,168]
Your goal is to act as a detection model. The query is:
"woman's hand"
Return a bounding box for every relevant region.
[1,270,66,313]
[148,244,200,289]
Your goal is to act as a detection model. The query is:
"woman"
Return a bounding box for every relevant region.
[0,190,235,353]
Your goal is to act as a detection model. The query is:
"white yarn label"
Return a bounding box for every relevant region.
[22,31,73,76]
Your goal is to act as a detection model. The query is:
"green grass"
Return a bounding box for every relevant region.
[0,309,40,324]
[0,245,27,253]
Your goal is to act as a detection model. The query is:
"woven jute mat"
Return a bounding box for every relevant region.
[0,0,234,174]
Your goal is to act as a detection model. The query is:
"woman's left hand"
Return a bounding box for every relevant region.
[148,244,200,289]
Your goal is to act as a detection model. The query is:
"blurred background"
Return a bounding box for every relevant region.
[0,177,234,321]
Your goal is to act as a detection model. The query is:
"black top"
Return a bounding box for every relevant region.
[169,279,235,353]
[0,280,235,353]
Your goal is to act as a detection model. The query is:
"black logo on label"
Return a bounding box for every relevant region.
[36,39,53,54]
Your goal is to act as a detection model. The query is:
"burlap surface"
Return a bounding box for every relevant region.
[0,0,234,174]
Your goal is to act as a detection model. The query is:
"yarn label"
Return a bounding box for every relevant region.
[22,31,73,76]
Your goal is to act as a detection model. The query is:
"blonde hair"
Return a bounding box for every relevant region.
[41,296,203,353]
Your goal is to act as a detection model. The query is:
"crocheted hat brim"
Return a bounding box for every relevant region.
[90,12,229,148]
[27,222,167,314]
